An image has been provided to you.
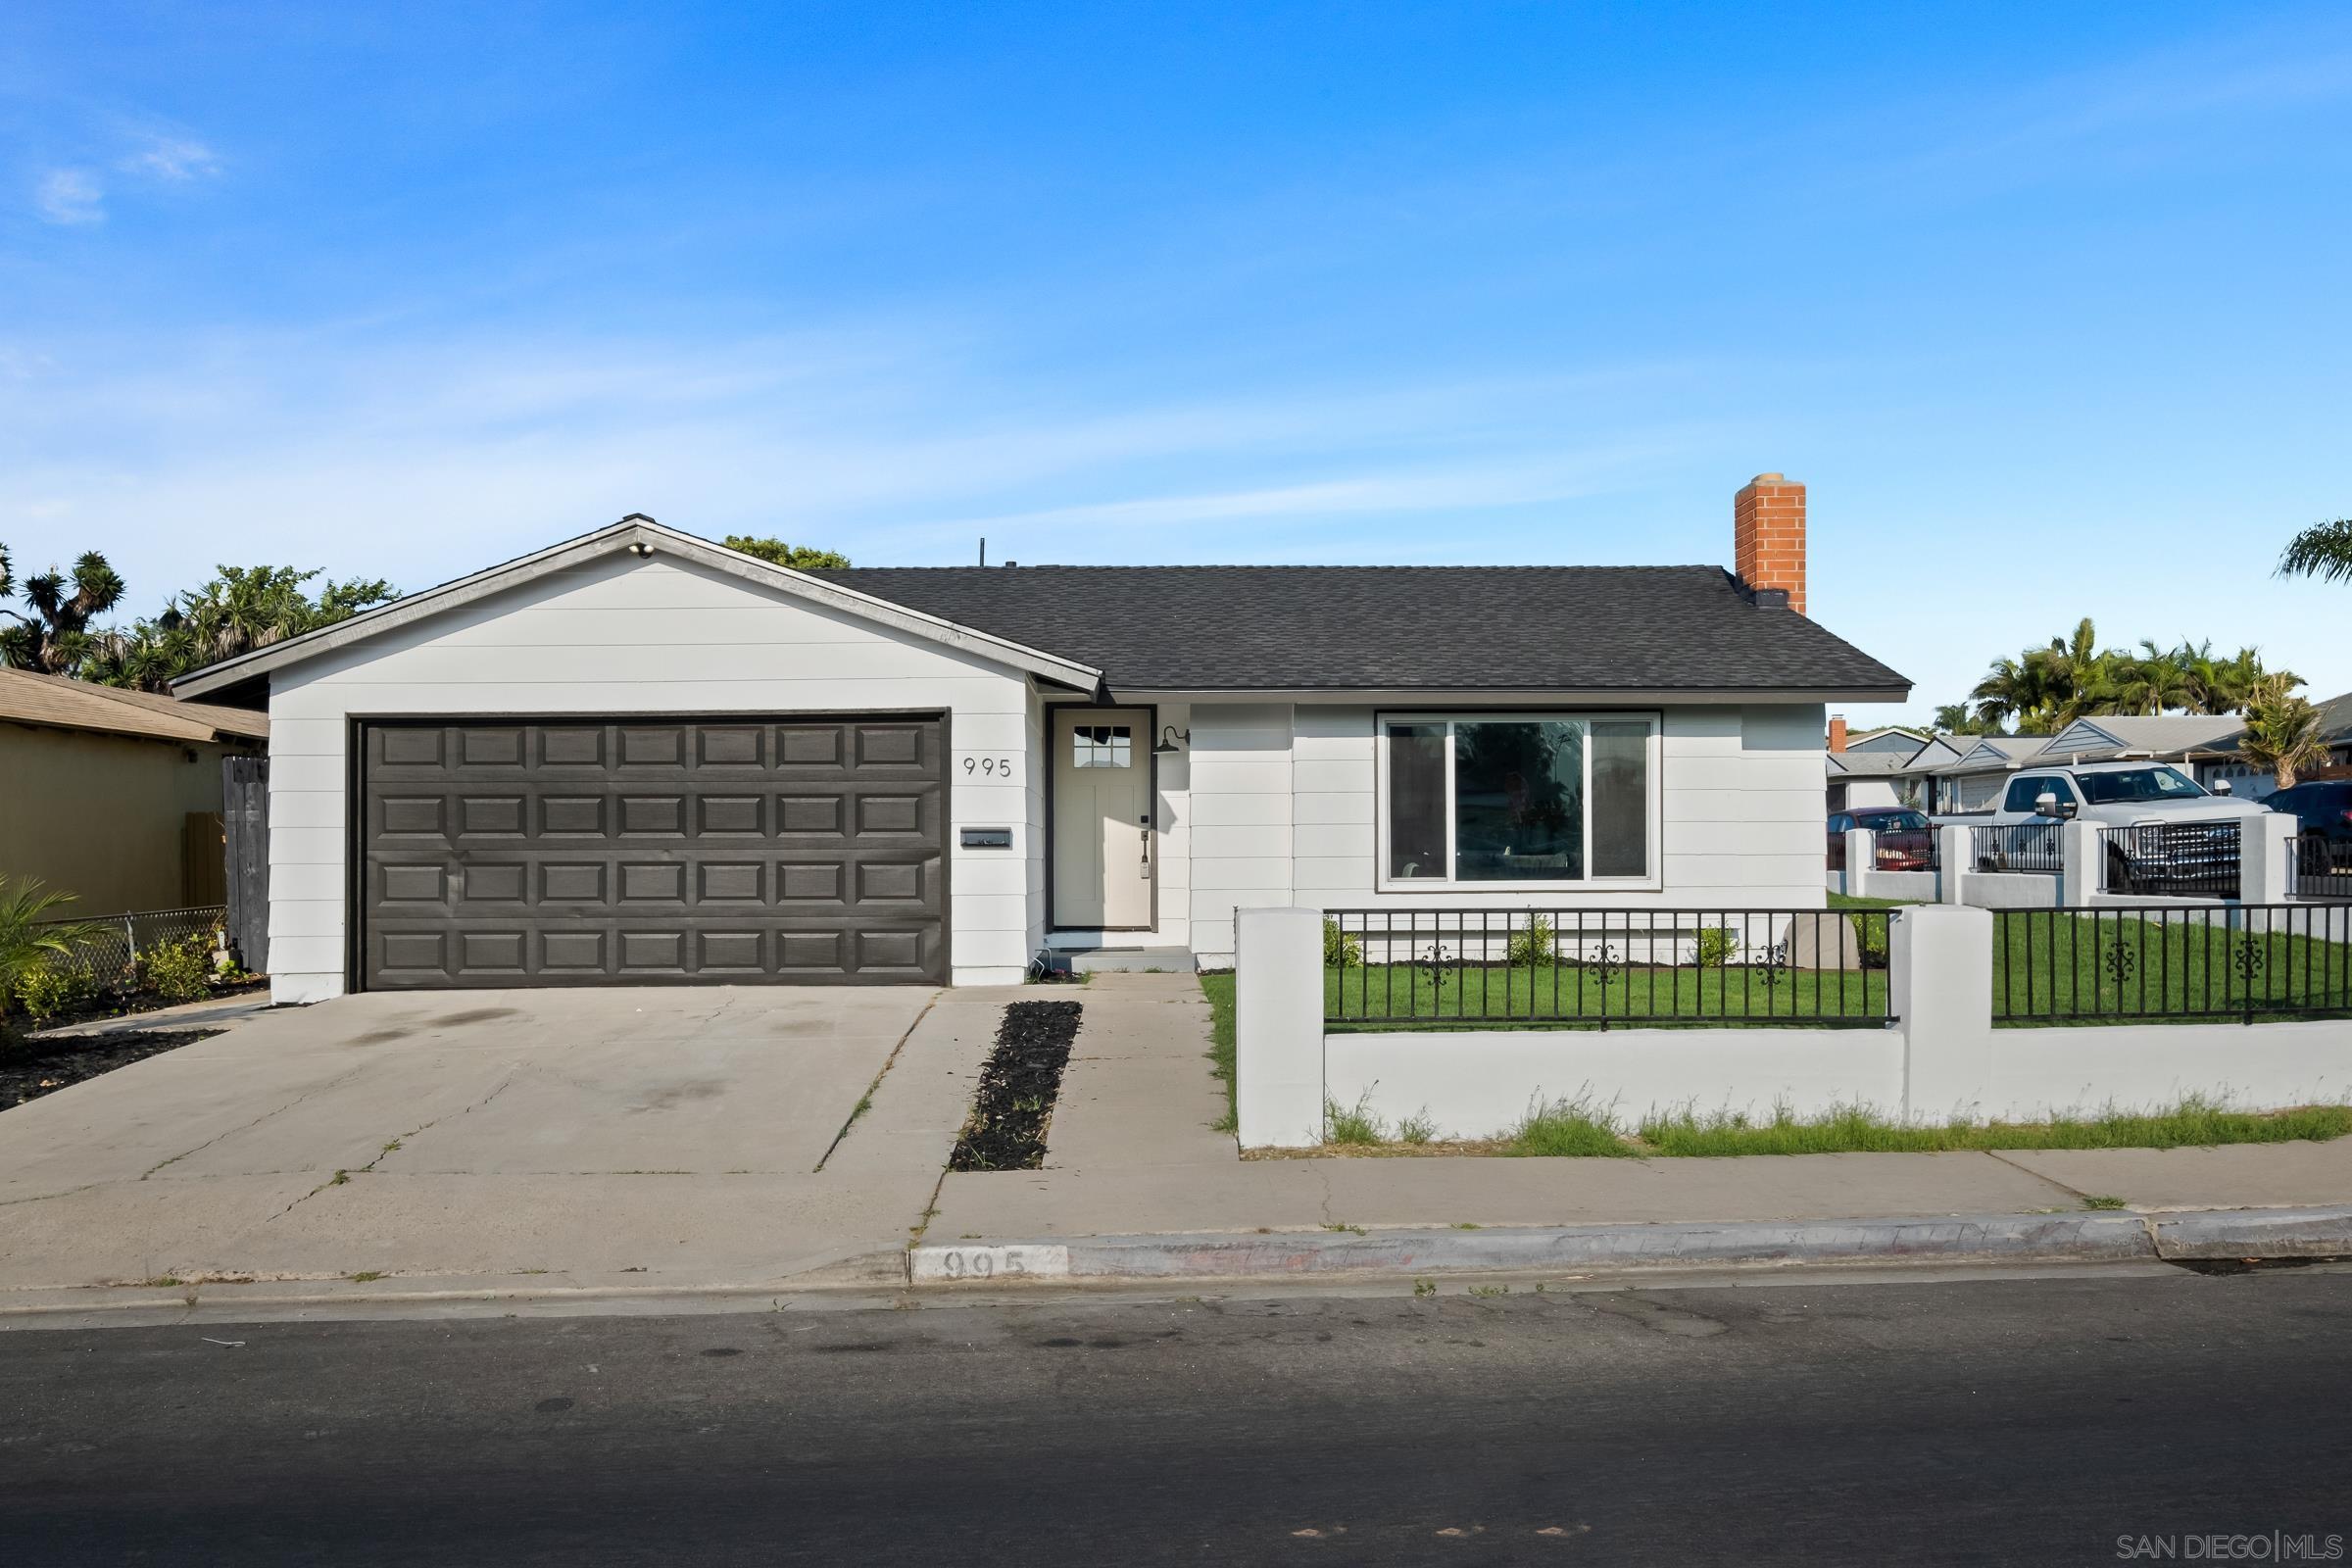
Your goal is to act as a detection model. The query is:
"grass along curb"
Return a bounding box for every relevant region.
[1250,1093,2352,1160]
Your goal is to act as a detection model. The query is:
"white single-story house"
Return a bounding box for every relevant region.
[174,474,1907,1002]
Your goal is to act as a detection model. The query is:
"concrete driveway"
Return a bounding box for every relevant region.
[0,985,1009,1306]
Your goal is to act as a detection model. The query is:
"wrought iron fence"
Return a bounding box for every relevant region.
[1969,823,2063,874]
[1321,908,1896,1029]
[2100,821,2241,899]
[27,906,224,983]
[1990,904,2352,1024]
[2293,835,2352,903]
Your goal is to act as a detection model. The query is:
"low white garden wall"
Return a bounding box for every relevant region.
[1235,903,2352,1148]
[1327,1027,1902,1142]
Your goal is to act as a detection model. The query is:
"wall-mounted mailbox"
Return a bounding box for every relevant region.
[959,826,1013,850]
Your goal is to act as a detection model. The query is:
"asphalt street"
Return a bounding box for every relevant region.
[6,1265,2351,1565]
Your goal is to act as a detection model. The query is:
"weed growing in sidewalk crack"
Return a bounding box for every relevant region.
[1322,1222,1367,1236]
[2082,1195,2130,1209]
[1412,1278,1437,1298]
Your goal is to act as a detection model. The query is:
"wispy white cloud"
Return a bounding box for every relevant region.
[34,168,105,225]
[117,134,221,182]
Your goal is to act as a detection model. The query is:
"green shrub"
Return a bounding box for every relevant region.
[1849,912,1889,970]
[140,936,214,1004]
[1693,927,1737,967]
[14,961,98,1025]
[1322,918,1363,969]
[1504,916,1556,966]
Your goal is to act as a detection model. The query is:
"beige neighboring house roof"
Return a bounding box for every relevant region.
[2034,714,2247,762]
[0,666,269,746]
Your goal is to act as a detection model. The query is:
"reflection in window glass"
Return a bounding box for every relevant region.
[1452,719,1584,881]
[1591,720,1649,876]
[1071,725,1131,768]
[1386,723,1446,878]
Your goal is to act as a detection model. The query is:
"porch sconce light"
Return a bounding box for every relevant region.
[1153,725,1190,755]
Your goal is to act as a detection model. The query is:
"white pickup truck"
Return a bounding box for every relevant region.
[1971,760,2272,891]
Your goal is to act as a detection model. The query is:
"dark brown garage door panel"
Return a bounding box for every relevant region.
[360,717,947,989]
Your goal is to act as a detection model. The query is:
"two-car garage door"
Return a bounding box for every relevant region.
[358,715,948,989]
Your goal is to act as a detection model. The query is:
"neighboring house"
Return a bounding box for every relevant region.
[0,667,269,918]
[1836,723,1927,757]
[2204,689,2352,800]
[1915,735,2051,814]
[174,473,1907,1002]
[1826,749,1912,812]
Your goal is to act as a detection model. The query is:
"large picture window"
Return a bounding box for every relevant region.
[1379,712,1657,888]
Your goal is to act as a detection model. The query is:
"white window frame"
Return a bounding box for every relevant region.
[1373,710,1663,894]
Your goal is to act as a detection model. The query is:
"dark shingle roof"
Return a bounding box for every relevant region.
[810,564,1908,695]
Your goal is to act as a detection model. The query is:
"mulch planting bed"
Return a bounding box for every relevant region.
[948,1000,1083,1172]
[29,976,267,1032]
[1,1031,220,1110]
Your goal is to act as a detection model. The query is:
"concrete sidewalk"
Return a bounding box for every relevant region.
[922,972,2352,1283]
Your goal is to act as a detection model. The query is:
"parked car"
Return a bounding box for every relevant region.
[1984,760,2271,893]
[2264,779,2352,844]
[2266,779,2352,892]
[1828,808,1935,872]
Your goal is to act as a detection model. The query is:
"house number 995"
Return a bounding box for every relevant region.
[959,755,1017,782]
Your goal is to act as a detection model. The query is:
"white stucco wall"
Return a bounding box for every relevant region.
[266,551,1042,1001]
[1190,701,1830,966]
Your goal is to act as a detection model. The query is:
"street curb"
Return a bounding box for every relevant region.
[2153,1206,2352,1260]
[907,1204,2352,1285]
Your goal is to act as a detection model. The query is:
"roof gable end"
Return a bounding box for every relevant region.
[172,518,1103,700]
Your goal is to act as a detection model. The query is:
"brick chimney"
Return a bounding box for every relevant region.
[1829,714,1848,754]
[1734,472,1806,614]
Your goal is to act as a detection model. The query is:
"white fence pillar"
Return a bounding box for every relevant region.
[2241,810,2297,905]
[1892,905,1994,1122]
[1842,828,1875,897]
[1236,906,1326,1149]
[2061,818,2102,906]
[1937,824,1970,905]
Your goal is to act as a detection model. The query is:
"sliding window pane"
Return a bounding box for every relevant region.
[1385,723,1447,878]
[1453,719,1584,881]
[1591,720,1649,876]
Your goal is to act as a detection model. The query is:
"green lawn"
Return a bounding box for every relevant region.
[1324,958,1889,1027]
[1200,971,1237,1132]
[1991,909,2352,1022]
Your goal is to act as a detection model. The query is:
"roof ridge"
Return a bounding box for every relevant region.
[819,563,1731,573]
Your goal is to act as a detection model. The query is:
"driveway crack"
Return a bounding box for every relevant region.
[139,1063,377,1181]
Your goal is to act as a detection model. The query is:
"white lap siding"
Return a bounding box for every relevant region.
[1264,702,1829,948]
[1186,703,1296,966]
[265,551,1041,1002]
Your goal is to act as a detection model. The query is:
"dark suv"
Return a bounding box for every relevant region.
[2266,779,2352,893]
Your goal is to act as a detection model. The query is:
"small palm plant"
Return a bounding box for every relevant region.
[0,877,105,1041]
[2236,674,2334,790]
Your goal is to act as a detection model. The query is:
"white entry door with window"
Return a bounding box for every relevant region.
[1053,707,1153,928]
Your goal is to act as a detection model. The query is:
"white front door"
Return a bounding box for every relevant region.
[1053,707,1153,929]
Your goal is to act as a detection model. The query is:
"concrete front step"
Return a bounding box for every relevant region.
[1056,947,1197,975]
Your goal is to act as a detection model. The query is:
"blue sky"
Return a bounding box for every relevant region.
[4,3,2349,727]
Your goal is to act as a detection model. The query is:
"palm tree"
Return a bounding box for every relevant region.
[0,545,125,675]
[2107,640,2197,716]
[79,564,398,693]
[2278,518,2352,584]
[0,877,104,1040]
[1968,656,2045,732]
[2235,674,2335,790]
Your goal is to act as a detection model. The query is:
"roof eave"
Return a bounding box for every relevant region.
[172,518,1103,700]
